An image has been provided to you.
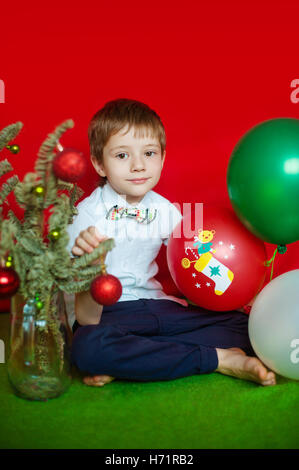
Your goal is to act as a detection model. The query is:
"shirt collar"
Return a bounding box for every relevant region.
[101,181,153,212]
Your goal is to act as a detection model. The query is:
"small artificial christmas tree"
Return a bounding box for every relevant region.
[0,119,115,400]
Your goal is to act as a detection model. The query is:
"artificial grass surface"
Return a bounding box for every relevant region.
[0,312,299,449]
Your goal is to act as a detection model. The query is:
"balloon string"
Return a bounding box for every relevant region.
[244,245,287,313]
[264,247,278,282]
[264,244,287,281]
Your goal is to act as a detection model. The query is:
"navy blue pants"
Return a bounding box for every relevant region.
[71,299,256,382]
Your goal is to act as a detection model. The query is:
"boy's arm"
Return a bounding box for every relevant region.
[71,226,108,326]
[75,289,103,326]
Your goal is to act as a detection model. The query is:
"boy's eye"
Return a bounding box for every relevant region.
[116,151,156,159]
[116,153,128,159]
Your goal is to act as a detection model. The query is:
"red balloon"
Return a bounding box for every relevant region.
[52,147,87,183]
[167,204,267,311]
[0,267,20,299]
[90,273,122,306]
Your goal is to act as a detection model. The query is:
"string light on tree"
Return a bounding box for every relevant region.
[33,294,43,310]
[6,144,20,154]
[49,229,61,242]
[33,185,45,197]
[5,255,13,268]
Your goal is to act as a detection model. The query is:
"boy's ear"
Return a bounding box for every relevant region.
[161,150,166,168]
[90,154,106,177]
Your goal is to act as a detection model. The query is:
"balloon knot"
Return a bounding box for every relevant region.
[277,244,287,254]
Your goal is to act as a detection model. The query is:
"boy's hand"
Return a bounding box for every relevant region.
[72,226,108,265]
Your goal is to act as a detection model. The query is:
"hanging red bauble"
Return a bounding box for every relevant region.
[0,267,20,299]
[90,273,122,305]
[52,147,87,183]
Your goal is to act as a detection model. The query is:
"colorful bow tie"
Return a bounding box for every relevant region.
[106,205,157,224]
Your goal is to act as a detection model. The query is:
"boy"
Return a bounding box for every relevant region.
[67,98,276,387]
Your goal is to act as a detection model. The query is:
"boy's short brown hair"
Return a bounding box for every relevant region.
[88,98,166,186]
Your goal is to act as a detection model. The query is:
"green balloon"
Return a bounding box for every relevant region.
[227,118,299,245]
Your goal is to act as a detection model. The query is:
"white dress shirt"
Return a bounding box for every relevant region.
[66,181,188,307]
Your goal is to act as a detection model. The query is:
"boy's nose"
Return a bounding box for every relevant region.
[130,156,146,171]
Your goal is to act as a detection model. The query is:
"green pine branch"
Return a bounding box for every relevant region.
[0,122,24,261]
[0,120,115,314]
[0,175,19,206]
[35,119,74,184]
[0,159,13,178]
[0,122,23,152]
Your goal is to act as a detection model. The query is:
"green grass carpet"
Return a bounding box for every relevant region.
[0,312,299,449]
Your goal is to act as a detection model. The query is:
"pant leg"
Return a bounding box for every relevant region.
[145,300,256,356]
[70,299,219,381]
[72,303,255,356]
[72,320,82,335]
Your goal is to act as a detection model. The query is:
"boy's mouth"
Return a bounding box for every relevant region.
[127,178,149,184]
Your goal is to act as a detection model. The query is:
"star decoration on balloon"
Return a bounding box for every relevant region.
[209,265,221,277]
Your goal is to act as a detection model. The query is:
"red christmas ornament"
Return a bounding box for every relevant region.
[0,267,20,299]
[52,147,87,183]
[90,273,122,305]
[167,204,267,312]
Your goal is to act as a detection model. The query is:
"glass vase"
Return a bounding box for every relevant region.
[7,290,72,401]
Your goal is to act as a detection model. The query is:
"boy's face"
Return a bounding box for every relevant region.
[91,125,166,205]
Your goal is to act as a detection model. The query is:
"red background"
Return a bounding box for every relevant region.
[1,0,299,308]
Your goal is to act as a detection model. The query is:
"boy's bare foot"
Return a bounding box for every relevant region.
[82,348,276,387]
[83,374,115,387]
[215,347,276,386]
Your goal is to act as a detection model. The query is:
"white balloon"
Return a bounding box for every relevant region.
[248,269,299,380]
